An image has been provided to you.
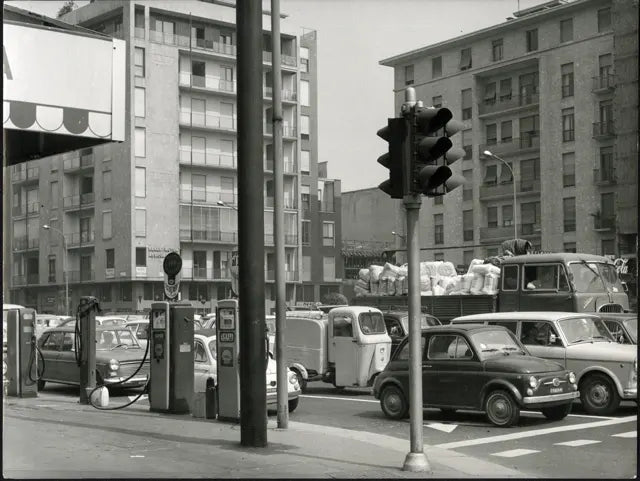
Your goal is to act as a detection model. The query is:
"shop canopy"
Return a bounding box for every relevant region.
[3,5,125,166]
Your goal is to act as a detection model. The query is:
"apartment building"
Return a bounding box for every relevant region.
[6,0,343,314]
[379,0,637,267]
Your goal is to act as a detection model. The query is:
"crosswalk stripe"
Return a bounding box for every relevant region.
[612,431,637,438]
[554,439,601,447]
[492,449,539,458]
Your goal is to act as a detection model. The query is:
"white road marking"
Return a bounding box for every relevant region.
[492,448,539,458]
[300,394,378,404]
[130,455,145,458]
[521,409,615,420]
[612,431,637,438]
[426,422,457,433]
[554,439,601,447]
[434,415,637,450]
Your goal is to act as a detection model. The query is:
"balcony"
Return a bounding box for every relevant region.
[63,152,94,173]
[13,237,39,252]
[479,182,514,200]
[179,111,236,132]
[262,50,297,68]
[264,234,298,245]
[48,274,56,283]
[592,74,615,93]
[480,133,540,158]
[67,231,95,248]
[263,87,298,102]
[181,267,231,280]
[264,196,298,209]
[593,167,616,185]
[179,149,236,169]
[518,178,541,194]
[13,202,40,217]
[593,214,615,231]
[63,193,95,211]
[264,158,297,174]
[265,270,298,281]
[11,166,39,184]
[264,123,297,138]
[480,223,540,243]
[179,189,237,206]
[593,122,615,139]
[179,72,236,94]
[478,92,539,116]
[67,270,95,282]
[180,229,238,243]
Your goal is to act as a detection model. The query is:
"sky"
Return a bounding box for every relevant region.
[8,0,544,191]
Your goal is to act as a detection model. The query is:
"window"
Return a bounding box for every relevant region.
[486,123,497,145]
[322,222,335,247]
[135,167,146,197]
[102,211,112,239]
[521,321,562,347]
[524,265,569,291]
[597,7,611,32]
[459,48,472,70]
[432,95,442,108]
[502,265,518,291]
[301,255,311,282]
[135,208,146,237]
[397,336,426,361]
[520,158,540,190]
[601,239,615,256]
[500,120,512,143]
[50,181,59,208]
[106,249,114,269]
[463,169,473,201]
[300,150,310,174]
[434,195,443,205]
[564,242,576,253]
[48,255,56,282]
[301,115,310,137]
[560,18,573,43]
[499,162,513,183]
[192,174,206,201]
[404,64,414,85]
[301,184,310,213]
[434,214,444,245]
[561,63,574,97]
[521,201,540,233]
[463,210,473,242]
[300,47,309,73]
[484,164,497,185]
[484,82,496,105]
[134,47,145,77]
[135,127,146,157]
[487,206,498,228]
[432,56,442,78]
[600,191,615,220]
[102,170,112,200]
[134,8,145,38]
[599,54,613,84]
[323,256,335,281]
[302,220,310,245]
[562,152,575,187]
[463,250,474,268]
[135,247,146,267]
[461,89,472,120]
[135,87,145,117]
[562,108,575,141]
[492,39,503,61]
[333,314,352,337]
[300,80,310,106]
[499,78,512,101]
[599,146,614,182]
[42,332,63,351]
[428,335,473,360]
[519,114,540,147]
[462,129,472,158]
[434,253,445,262]
[526,28,538,52]
[563,197,576,232]
[519,72,539,101]
[194,341,207,363]
[502,204,513,227]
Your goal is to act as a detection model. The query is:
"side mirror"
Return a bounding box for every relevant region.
[621,281,629,293]
[549,333,557,344]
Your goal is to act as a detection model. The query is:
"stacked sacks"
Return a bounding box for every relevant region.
[379,262,407,296]
[369,265,384,295]
[469,262,501,295]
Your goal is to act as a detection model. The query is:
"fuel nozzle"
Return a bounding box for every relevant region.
[78,296,102,316]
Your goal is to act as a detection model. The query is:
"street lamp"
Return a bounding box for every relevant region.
[483,150,518,240]
[391,231,406,241]
[43,224,68,316]
[217,200,238,211]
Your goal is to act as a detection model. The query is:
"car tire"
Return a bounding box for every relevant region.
[380,385,409,420]
[37,379,45,391]
[485,390,520,427]
[293,370,307,393]
[288,398,299,413]
[541,403,572,420]
[580,373,620,415]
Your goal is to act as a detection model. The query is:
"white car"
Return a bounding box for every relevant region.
[193,330,301,412]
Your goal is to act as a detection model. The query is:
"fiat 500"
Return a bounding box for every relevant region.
[373,324,579,427]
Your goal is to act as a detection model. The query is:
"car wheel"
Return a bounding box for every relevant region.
[485,390,520,427]
[293,370,307,393]
[440,408,457,418]
[288,398,299,413]
[541,403,572,420]
[580,373,620,415]
[37,379,45,391]
[380,385,409,420]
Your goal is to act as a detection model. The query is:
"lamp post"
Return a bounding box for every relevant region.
[216,200,238,211]
[484,150,518,240]
[43,224,68,316]
[391,231,407,264]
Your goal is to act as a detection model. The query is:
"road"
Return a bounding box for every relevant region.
[37,381,638,478]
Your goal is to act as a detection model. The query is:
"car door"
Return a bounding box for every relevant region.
[331,313,358,387]
[519,320,566,367]
[520,264,573,312]
[58,332,80,384]
[423,334,460,407]
[39,331,64,382]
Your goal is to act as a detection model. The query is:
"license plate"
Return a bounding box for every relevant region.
[550,387,563,394]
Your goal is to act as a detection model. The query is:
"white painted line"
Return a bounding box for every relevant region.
[300,394,378,404]
[521,409,615,420]
[612,431,637,438]
[426,422,457,433]
[130,455,145,458]
[554,439,601,447]
[492,448,539,458]
[435,415,637,450]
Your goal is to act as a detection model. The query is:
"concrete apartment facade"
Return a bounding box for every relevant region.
[6,0,343,314]
[377,0,637,268]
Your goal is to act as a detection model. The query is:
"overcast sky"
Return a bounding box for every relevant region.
[8,0,544,191]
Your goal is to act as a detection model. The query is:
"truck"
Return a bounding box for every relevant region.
[352,253,631,323]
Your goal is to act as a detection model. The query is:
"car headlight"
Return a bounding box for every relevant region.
[288,372,298,386]
[568,371,576,384]
[528,375,539,389]
[109,359,119,371]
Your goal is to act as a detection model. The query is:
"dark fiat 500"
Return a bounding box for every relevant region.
[373,324,579,427]
[383,311,441,357]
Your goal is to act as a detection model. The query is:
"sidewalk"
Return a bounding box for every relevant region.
[3,392,533,479]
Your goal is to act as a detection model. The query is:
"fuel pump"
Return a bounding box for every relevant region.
[75,296,99,404]
[148,301,195,413]
[6,307,38,398]
[216,299,240,421]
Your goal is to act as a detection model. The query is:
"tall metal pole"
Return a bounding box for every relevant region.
[63,236,68,316]
[485,151,517,239]
[78,299,97,405]
[237,0,267,447]
[401,87,430,473]
[2,129,10,305]
[271,0,288,429]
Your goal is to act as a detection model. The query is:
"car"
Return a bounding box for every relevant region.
[199,313,216,330]
[125,319,150,350]
[96,316,128,327]
[598,313,637,345]
[382,311,441,357]
[35,314,65,339]
[36,325,150,390]
[450,312,638,415]
[193,329,301,412]
[373,324,579,427]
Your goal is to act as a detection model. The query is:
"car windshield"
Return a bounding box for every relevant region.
[96,329,141,350]
[558,317,613,344]
[622,318,637,343]
[358,312,386,335]
[470,329,526,360]
[208,340,217,360]
[400,315,440,333]
[596,263,625,293]
[567,262,607,293]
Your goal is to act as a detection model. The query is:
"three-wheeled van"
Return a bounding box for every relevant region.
[282,306,392,391]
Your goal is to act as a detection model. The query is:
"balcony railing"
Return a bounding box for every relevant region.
[13,275,26,286]
[262,50,297,67]
[179,111,236,131]
[12,166,39,183]
[593,122,615,138]
[593,167,616,185]
[66,231,95,247]
[480,223,540,242]
[180,229,238,243]
[264,158,297,173]
[478,92,539,115]
[181,267,231,280]
[592,74,615,92]
[63,193,95,211]
[265,270,298,281]
[179,189,237,206]
[264,196,298,209]
[13,237,39,251]
[264,234,298,245]
[63,153,94,172]
[67,270,95,282]
[13,202,40,217]
[519,178,541,194]
[179,72,236,93]
[594,214,615,231]
[179,149,236,169]
[264,123,297,138]
[263,87,298,102]
[480,133,540,157]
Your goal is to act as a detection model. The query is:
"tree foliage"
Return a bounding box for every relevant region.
[321,292,348,306]
[57,1,77,18]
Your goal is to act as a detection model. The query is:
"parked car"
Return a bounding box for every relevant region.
[193,329,301,412]
[125,319,150,350]
[200,313,216,330]
[450,312,638,415]
[35,314,65,339]
[373,324,579,427]
[36,326,149,390]
[96,316,128,327]
[382,311,441,356]
[598,313,637,345]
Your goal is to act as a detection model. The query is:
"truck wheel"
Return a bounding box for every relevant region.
[37,379,45,391]
[293,370,307,393]
[485,390,519,427]
[380,385,409,420]
[580,373,620,415]
[288,398,299,413]
[541,403,572,420]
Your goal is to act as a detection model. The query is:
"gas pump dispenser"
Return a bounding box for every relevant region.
[6,307,38,398]
[216,299,241,421]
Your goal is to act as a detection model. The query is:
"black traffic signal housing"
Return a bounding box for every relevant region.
[411,107,466,197]
[377,117,407,199]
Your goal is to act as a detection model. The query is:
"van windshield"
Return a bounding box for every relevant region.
[597,263,625,293]
[359,312,386,335]
[568,262,606,292]
[400,315,440,333]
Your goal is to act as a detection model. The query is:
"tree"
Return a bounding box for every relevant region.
[57,1,77,19]
[321,292,348,306]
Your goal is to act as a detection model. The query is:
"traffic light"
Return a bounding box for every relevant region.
[377,117,407,199]
[411,107,466,197]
